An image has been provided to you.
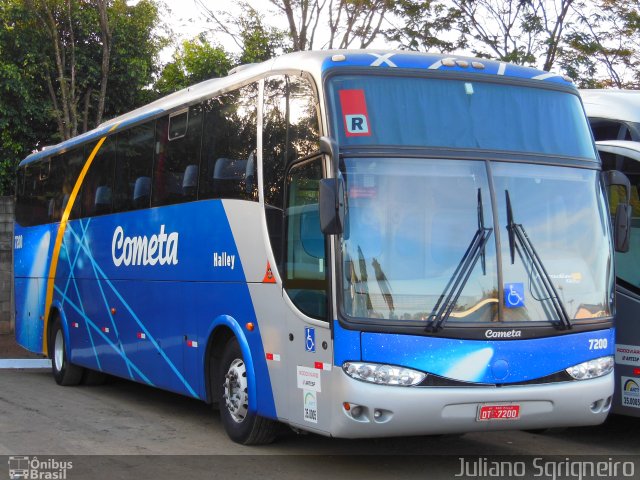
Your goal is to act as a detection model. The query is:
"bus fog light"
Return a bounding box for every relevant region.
[343,362,426,386]
[566,356,614,380]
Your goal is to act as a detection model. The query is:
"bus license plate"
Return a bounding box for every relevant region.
[477,404,520,421]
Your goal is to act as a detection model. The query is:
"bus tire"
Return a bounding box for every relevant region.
[217,337,278,445]
[50,317,84,386]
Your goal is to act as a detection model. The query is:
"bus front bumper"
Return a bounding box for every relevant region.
[326,370,613,439]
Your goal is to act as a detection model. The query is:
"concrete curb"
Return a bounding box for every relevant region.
[0,359,51,369]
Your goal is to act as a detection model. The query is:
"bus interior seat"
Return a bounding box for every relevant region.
[94,186,112,215]
[47,198,56,221]
[213,157,247,198]
[133,176,151,209]
[245,151,256,195]
[182,164,198,198]
[61,194,70,214]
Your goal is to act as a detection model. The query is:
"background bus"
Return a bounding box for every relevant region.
[14,51,626,444]
[581,89,640,417]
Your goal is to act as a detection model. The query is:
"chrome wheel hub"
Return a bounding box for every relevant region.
[54,330,64,372]
[223,358,248,423]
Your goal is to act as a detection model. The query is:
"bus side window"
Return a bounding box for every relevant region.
[80,136,116,217]
[113,122,155,213]
[601,150,640,289]
[263,74,320,273]
[284,157,327,320]
[152,105,203,207]
[199,85,258,201]
[60,148,85,220]
[16,161,49,227]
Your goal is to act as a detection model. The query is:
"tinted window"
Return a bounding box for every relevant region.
[16,160,49,226]
[113,122,155,212]
[59,149,85,220]
[153,105,203,206]
[285,157,327,319]
[601,150,640,290]
[81,136,116,217]
[200,84,258,201]
[329,75,596,159]
[263,75,320,271]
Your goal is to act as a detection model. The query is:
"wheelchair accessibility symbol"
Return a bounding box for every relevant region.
[305,327,316,352]
[504,283,525,308]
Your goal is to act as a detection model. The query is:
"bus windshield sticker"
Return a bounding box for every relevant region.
[339,89,371,137]
[504,283,525,308]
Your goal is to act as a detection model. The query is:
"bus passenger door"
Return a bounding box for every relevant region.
[282,156,334,431]
[599,144,640,416]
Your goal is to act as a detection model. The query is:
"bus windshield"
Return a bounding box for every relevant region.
[329,75,596,159]
[340,157,613,326]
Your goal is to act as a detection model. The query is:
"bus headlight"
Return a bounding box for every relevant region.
[343,362,426,386]
[565,356,614,380]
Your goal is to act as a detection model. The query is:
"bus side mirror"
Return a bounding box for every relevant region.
[319,178,345,235]
[614,203,631,253]
[603,170,632,253]
[319,136,345,235]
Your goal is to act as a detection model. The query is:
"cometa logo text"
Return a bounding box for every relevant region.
[485,329,522,339]
[112,225,179,267]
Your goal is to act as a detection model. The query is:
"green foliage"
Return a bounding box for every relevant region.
[0,0,166,196]
[155,36,233,96]
[0,0,55,195]
[155,5,287,96]
[390,0,640,87]
[238,7,288,64]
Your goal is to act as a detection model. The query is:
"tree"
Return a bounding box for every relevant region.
[22,0,165,140]
[155,36,233,96]
[199,0,391,53]
[391,0,640,87]
[0,0,57,195]
[0,0,165,195]
[563,0,640,88]
[327,0,394,49]
[196,1,290,62]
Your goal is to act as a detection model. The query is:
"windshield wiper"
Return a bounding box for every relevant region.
[505,190,572,330]
[428,189,492,332]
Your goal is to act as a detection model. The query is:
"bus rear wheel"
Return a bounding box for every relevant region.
[217,337,278,445]
[50,317,84,386]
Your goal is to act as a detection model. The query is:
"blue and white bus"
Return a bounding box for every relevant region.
[14,51,628,444]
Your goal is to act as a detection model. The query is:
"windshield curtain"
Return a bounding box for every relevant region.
[340,158,613,325]
[329,75,596,160]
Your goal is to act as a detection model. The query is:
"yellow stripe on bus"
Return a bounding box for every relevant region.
[42,125,118,355]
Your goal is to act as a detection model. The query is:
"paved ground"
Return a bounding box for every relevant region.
[1,369,639,456]
[0,333,40,359]
[1,337,638,479]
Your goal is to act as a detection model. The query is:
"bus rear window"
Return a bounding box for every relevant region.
[329,75,596,160]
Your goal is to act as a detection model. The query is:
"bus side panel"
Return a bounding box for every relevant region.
[613,285,640,416]
[14,224,54,354]
[44,200,277,412]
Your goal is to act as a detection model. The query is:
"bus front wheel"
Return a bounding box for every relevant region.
[217,337,278,445]
[50,317,84,386]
